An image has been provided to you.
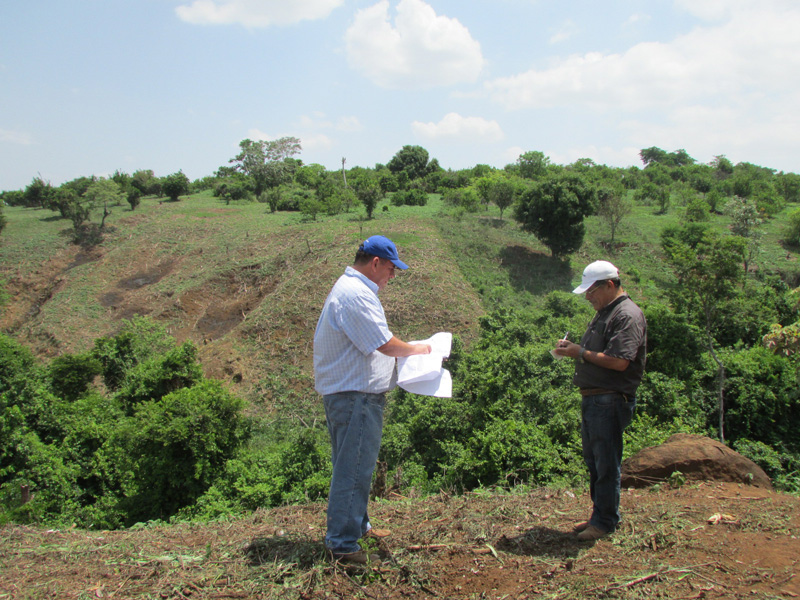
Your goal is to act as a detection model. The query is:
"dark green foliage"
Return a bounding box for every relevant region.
[0,333,39,395]
[391,188,428,207]
[355,180,382,219]
[694,347,800,453]
[93,317,177,391]
[114,342,203,412]
[784,207,800,247]
[0,322,249,528]
[23,176,56,208]
[127,187,142,210]
[514,173,596,258]
[47,352,102,402]
[119,380,248,523]
[162,171,191,201]
[387,145,432,182]
[443,187,480,212]
[187,426,330,519]
[733,439,800,493]
[643,303,704,379]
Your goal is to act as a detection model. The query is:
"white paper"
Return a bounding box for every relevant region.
[397,332,453,397]
[399,368,452,398]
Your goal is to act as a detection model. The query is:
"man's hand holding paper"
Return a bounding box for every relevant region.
[397,332,453,397]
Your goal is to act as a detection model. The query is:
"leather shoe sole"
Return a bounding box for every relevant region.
[573,521,590,533]
[577,525,608,541]
[329,550,380,565]
[363,528,392,539]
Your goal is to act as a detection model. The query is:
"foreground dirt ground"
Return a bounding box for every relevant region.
[1,481,798,599]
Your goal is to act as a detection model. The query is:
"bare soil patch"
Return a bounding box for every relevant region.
[2,481,797,599]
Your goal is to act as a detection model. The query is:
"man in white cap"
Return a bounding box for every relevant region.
[553,260,647,541]
[314,235,431,565]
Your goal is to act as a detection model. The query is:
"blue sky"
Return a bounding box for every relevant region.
[2,0,799,191]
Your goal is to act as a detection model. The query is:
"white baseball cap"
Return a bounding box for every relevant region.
[572,260,619,294]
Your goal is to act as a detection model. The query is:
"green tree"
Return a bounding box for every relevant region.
[776,172,800,203]
[724,196,762,273]
[684,197,711,222]
[23,176,55,208]
[119,380,248,523]
[131,170,160,196]
[230,137,302,201]
[783,207,800,247]
[355,180,382,219]
[387,145,431,182]
[596,183,632,243]
[663,228,746,442]
[516,151,550,180]
[84,179,125,219]
[162,171,191,202]
[635,181,670,214]
[514,173,596,258]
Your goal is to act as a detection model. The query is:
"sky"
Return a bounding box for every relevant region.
[2,0,800,192]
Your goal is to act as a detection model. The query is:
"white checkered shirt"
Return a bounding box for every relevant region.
[313,266,396,395]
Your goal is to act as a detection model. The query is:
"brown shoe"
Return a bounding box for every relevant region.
[330,550,380,565]
[573,521,590,533]
[363,528,392,539]
[577,525,608,541]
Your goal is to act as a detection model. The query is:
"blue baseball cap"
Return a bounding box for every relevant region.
[361,235,409,270]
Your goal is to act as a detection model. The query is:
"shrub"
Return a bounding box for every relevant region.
[118,380,249,523]
[783,207,800,247]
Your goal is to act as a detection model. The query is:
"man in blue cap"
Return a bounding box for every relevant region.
[314,235,431,565]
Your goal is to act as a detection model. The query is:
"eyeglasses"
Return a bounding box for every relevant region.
[585,280,607,297]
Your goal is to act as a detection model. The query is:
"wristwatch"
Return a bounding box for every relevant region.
[578,346,586,363]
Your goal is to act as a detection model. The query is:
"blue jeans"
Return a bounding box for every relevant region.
[581,392,636,533]
[323,391,386,554]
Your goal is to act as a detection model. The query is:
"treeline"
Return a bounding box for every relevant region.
[5,143,800,244]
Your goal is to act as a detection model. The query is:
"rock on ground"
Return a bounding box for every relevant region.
[621,433,772,488]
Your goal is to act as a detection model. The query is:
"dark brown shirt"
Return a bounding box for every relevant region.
[573,295,647,396]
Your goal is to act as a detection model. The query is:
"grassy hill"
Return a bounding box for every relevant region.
[5,190,798,414]
[1,193,488,412]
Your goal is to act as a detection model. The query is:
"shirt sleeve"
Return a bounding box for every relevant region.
[604,312,645,361]
[335,292,393,356]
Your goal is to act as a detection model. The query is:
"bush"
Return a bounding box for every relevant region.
[783,207,800,247]
[442,187,480,212]
[118,380,249,523]
[391,188,428,207]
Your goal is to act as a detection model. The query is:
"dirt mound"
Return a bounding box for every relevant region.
[1,482,798,599]
[622,433,772,488]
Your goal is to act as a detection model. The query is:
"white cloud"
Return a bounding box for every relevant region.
[0,128,34,146]
[484,3,800,112]
[335,116,362,132]
[247,128,274,141]
[412,113,504,143]
[549,19,577,45]
[345,0,485,89]
[175,0,344,28]
[300,133,333,151]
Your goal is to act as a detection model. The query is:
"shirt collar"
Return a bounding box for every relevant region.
[345,265,379,294]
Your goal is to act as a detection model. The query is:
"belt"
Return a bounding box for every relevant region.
[579,388,618,397]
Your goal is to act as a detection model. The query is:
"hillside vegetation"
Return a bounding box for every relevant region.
[2,147,800,532]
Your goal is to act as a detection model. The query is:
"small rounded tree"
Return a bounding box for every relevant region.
[162,171,190,202]
[514,173,596,258]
